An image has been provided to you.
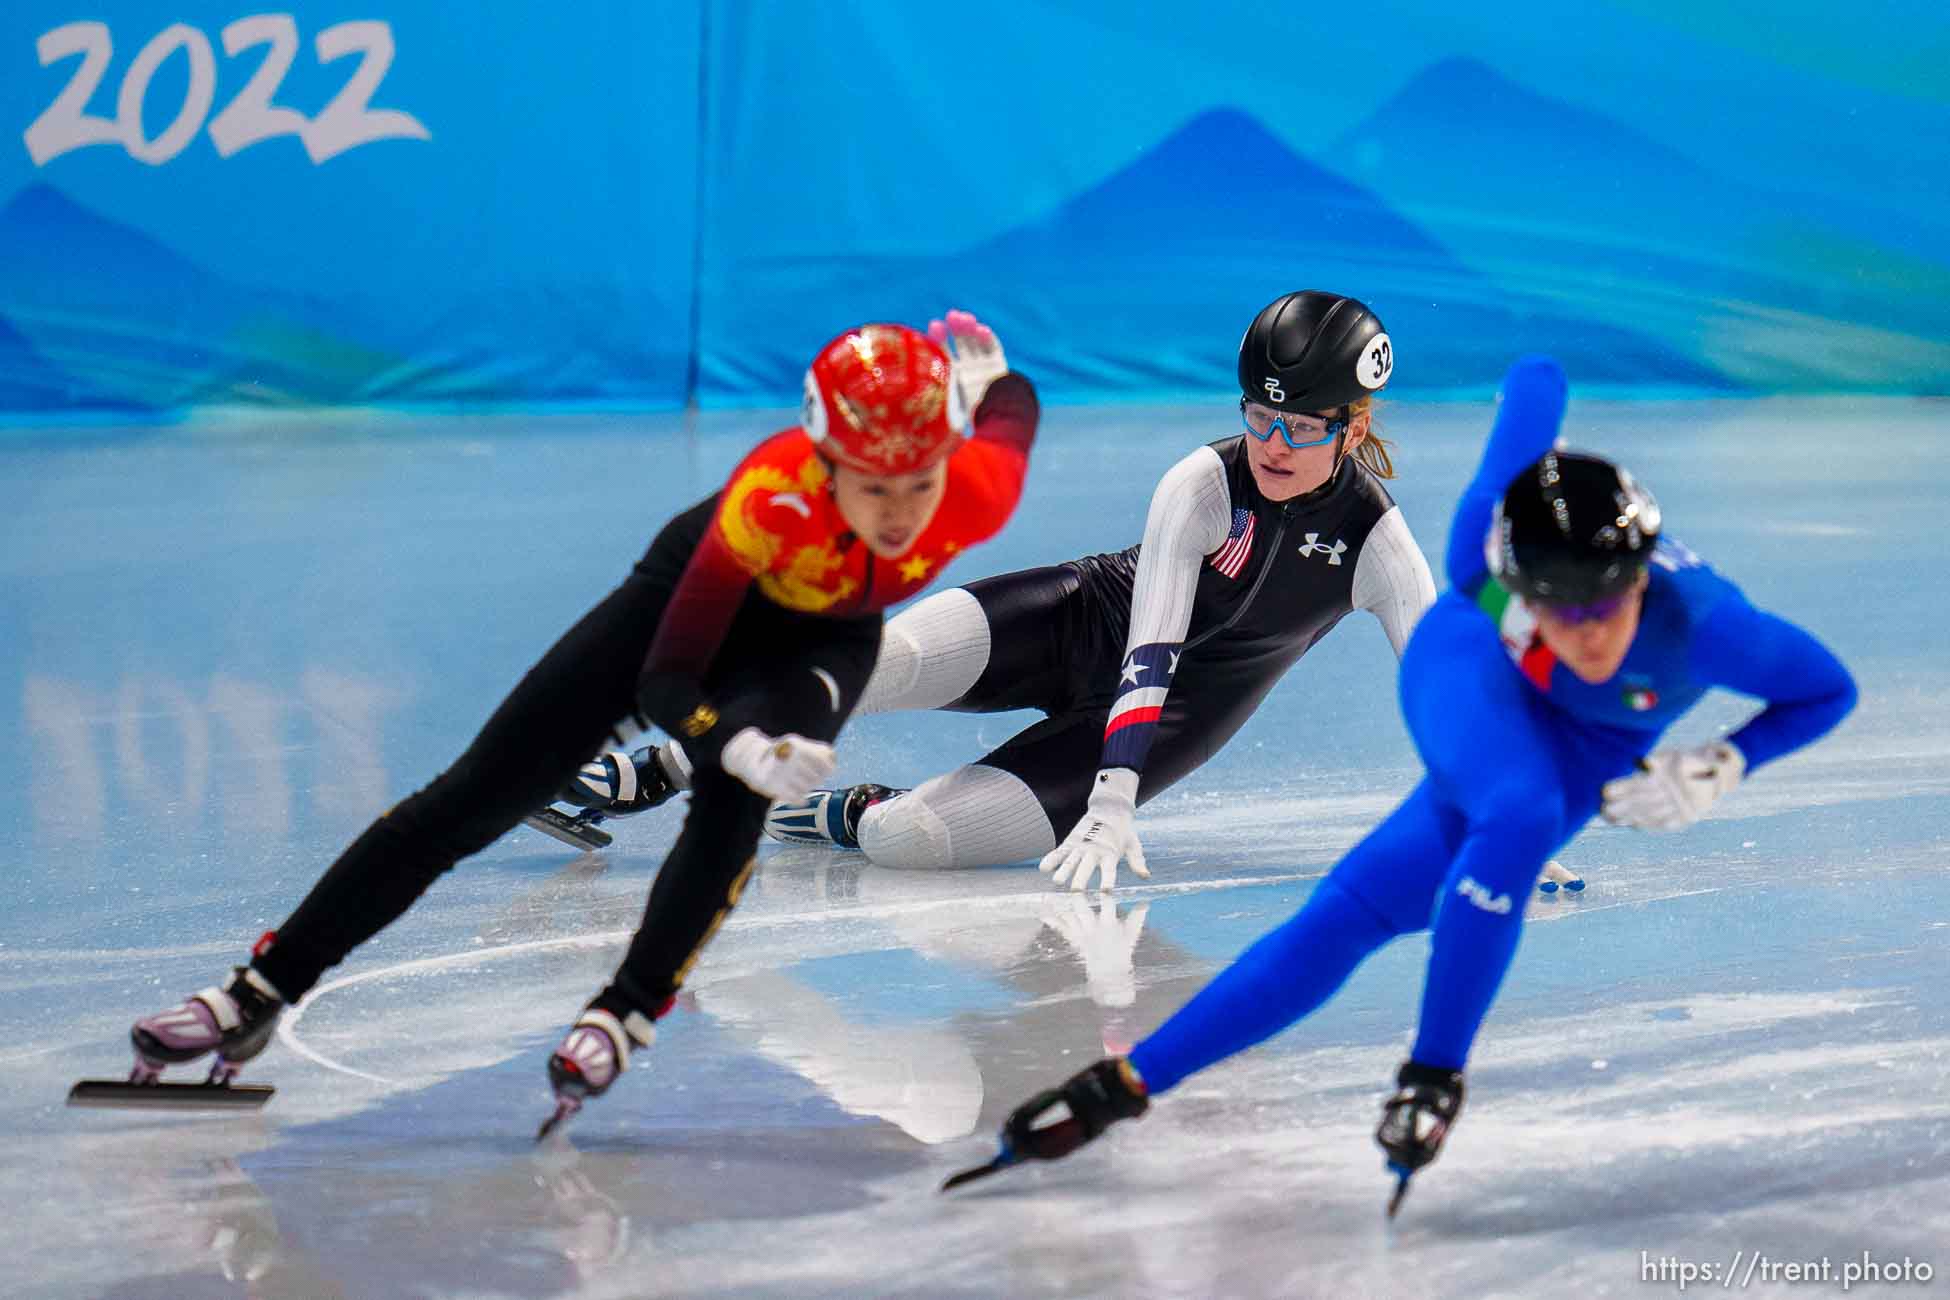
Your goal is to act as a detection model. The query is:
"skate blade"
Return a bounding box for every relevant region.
[524,809,613,852]
[940,1147,1018,1193]
[1385,1164,1413,1219]
[68,1080,275,1110]
[536,1097,581,1142]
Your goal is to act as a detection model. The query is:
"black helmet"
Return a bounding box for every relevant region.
[1237,291,1392,413]
[1491,451,1661,606]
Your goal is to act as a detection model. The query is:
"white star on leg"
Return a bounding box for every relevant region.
[1120,658,1149,686]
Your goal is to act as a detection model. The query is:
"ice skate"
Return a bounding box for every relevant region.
[942,1057,1149,1191]
[523,807,615,852]
[537,1004,657,1139]
[1376,1061,1465,1218]
[526,744,687,851]
[563,745,685,816]
[763,783,904,849]
[71,964,286,1110]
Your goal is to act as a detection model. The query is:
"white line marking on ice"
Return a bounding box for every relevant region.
[277,872,1326,1086]
[278,872,1752,1086]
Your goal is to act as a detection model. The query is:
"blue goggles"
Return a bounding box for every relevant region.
[1239,398,1347,450]
[1529,589,1634,625]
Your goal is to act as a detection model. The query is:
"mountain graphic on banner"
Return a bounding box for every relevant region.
[0,184,407,410]
[1326,58,1950,387]
[698,107,1728,402]
[0,310,135,412]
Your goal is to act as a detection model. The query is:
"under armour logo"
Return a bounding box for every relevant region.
[1297,533,1346,565]
[1263,377,1285,403]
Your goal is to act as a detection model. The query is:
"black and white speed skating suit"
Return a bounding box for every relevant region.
[848,435,1434,869]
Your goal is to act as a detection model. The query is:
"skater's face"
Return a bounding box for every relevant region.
[830,461,949,558]
[1242,404,1368,501]
[1528,570,1650,683]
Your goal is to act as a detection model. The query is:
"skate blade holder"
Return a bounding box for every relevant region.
[524,808,614,852]
[67,1080,276,1110]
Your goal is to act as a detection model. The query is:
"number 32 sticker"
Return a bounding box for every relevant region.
[24,17,430,167]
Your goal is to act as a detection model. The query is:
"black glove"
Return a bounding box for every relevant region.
[1003,1057,1149,1163]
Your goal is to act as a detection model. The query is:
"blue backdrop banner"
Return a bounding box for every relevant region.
[0,3,701,413]
[4,3,1948,416]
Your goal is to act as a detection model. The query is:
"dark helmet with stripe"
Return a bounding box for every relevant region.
[1237,291,1392,413]
[1491,451,1662,605]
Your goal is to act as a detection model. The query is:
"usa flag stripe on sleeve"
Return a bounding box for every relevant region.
[1209,508,1255,579]
[1101,641,1180,770]
[1105,686,1171,735]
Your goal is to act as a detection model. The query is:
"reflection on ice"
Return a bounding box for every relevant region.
[5,399,1948,1296]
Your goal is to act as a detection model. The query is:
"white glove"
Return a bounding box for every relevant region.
[929,308,1008,414]
[1040,768,1149,892]
[719,727,836,803]
[1041,894,1150,1008]
[1601,740,1746,831]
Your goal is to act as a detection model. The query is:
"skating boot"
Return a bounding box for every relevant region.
[562,744,686,816]
[526,744,689,851]
[537,1000,657,1139]
[1376,1060,1465,1217]
[942,1057,1149,1190]
[130,964,285,1085]
[763,783,904,848]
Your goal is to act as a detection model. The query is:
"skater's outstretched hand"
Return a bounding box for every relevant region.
[720,727,837,803]
[929,308,1008,414]
[1601,740,1745,831]
[1040,768,1149,892]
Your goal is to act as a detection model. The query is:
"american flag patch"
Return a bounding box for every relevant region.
[1210,508,1255,579]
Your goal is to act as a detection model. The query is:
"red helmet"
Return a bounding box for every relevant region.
[801,323,967,475]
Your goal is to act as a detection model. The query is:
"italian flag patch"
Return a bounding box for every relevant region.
[1476,578,1557,690]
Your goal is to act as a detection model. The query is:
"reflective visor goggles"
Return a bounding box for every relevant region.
[1239,398,1347,450]
[1529,590,1633,625]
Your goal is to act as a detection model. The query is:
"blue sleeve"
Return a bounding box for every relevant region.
[1444,356,1569,594]
[1687,592,1857,770]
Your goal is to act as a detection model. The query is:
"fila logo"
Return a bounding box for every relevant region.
[1455,875,1513,915]
[1263,377,1285,403]
[1297,533,1346,565]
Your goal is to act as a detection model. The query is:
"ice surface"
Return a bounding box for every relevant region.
[2,398,1946,1297]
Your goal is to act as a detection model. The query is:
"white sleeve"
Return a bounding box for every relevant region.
[1096,447,1232,777]
[1124,447,1232,650]
[1350,505,1436,658]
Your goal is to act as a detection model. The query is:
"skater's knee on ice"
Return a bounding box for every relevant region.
[857,791,956,870]
[857,766,1055,871]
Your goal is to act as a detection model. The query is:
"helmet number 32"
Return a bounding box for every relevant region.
[1358,335,1393,390]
